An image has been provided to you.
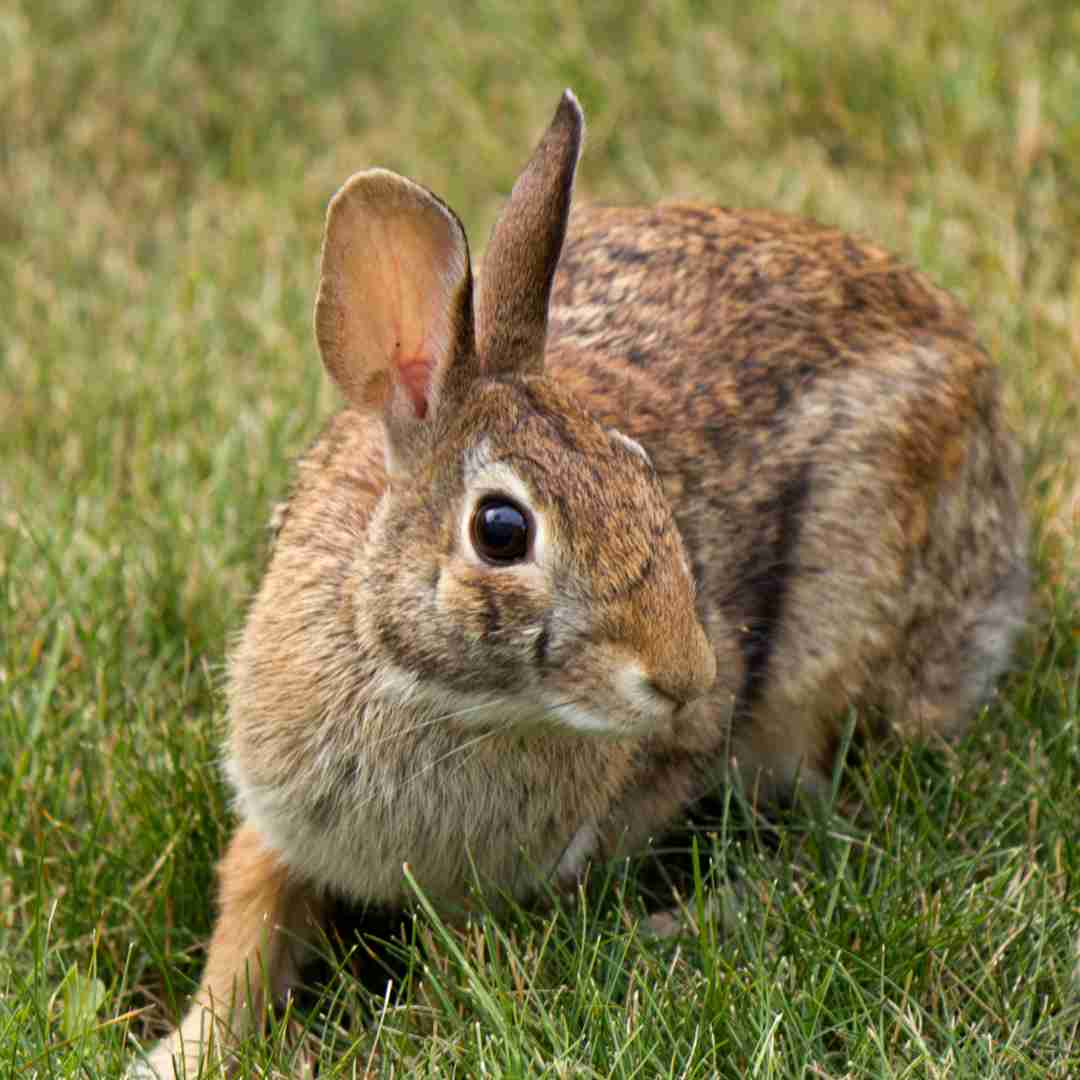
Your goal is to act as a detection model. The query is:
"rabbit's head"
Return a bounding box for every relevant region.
[312,92,716,739]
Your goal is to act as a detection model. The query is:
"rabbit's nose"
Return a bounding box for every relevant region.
[644,620,717,709]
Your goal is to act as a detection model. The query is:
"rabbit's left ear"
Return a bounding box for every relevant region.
[475,90,584,378]
[315,169,477,470]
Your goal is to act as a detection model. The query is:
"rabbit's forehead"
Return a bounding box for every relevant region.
[461,441,532,504]
[458,430,673,577]
[461,432,661,514]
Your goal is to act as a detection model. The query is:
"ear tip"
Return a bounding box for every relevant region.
[556,88,585,142]
[326,168,418,217]
[322,169,468,266]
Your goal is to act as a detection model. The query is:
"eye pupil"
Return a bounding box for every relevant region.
[472,499,530,563]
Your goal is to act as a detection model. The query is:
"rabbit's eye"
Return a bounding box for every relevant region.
[471,498,531,563]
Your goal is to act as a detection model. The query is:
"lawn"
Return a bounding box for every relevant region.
[1,1,1078,1076]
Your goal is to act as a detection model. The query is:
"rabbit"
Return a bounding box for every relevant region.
[128,90,1028,1077]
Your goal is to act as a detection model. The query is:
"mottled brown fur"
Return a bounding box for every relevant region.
[130,92,1026,1077]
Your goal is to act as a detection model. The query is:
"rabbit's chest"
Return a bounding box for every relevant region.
[231,726,617,908]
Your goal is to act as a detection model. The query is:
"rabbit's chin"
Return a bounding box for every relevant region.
[535,692,672,739]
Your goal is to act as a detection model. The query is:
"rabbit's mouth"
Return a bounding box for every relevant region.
[533,649,713,739]
[538,693,673,738]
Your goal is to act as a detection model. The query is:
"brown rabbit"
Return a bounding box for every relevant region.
[129,91,1027,1077]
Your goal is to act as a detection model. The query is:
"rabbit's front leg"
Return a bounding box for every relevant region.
[130,824,321,1078]
[554,819,599,890]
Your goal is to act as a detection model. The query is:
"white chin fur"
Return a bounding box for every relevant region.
[614,660,676,721]
[542,660,674,737]
[540,693,657,737]
[365,661,659,737]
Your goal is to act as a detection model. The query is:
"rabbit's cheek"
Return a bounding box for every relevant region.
[437,558,548,638]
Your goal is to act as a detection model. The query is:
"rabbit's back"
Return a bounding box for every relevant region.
[546,205,1028,794]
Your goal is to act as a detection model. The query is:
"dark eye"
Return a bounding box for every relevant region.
[471,498,531,563]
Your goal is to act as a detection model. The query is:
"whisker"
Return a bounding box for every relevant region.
[538,697,589,722]
[389,726,503,801]
[366,694,590,747]
[362,710,472,747]
[360,698,513,747]
[339,696,593,816]
[392,697,592,795]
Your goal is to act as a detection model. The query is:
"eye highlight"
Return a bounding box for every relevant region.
[470,497,531,564]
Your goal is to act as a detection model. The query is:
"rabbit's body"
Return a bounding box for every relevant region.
[227,203,1026,914]
[130,94,1027,1078]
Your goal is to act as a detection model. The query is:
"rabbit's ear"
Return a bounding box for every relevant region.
[475,90,583,378]
[315,169,476,469]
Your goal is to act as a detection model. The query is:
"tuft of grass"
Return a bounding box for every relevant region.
[1,1,1077,1076]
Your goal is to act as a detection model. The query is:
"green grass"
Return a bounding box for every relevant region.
[2,1,1078,1076]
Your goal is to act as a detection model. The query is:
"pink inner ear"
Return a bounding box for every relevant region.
[397,352,433,420]
[316,170,471,430]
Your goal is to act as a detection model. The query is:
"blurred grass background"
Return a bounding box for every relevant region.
[1,1,1077,1076]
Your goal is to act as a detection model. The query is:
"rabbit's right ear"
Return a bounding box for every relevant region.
[315,169,476,472]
